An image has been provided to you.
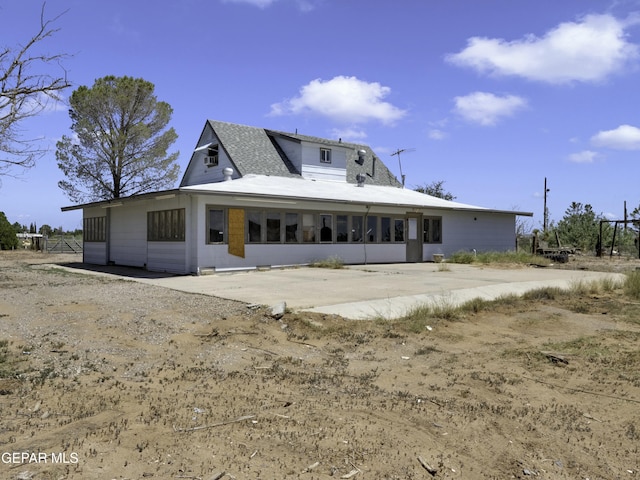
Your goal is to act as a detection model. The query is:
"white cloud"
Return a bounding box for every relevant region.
[568,150,599,163]
[428,129,447,140]
[591,124,640,149]
[330,127,367,142]
[446,14,639,84]
[270,76,407,125]
[453,91,527,126]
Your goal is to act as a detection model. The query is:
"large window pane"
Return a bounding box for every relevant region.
[209,209,224,243]
[266,212,281,243]
[381,217,391,242]
[432,218,442,243]
[319,214,332,242]
[366,216,377,243]
[247,211,262,243]
[336,215,348,242]
[302,214,316,243]
[394,219,404,242]
[285,213,299,243]
[352,215,363,242]
[148,209,186,242]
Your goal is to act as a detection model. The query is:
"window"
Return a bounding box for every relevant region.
[381,217,391,242]
[208,209,225,243]
[205,144,219,167]
[266,212,281,243]
[319,214,332,242]
[247,211,262,243]
[366,216,378,243]
[148,209,185,242]
[285,213,299,243]
[320,147,331,164]
[84,216,106,242]
[423,217,442,244]
[352,216,363,242]
[302,213,316,243]
[394,219,405,242]
[336,215,348,243]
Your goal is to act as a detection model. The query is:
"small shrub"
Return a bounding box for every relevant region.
[522,287,564,301]
[570,277,623,295]
[310,255,344,269]
[448,250,550,266]
[624,271,640,300]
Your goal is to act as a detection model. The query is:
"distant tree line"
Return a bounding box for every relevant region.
[0,211,82,250]
[414,181,640,256]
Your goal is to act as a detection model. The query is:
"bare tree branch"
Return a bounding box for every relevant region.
[0,3,71,177]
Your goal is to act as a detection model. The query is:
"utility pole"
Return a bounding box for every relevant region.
[543,177,550,233]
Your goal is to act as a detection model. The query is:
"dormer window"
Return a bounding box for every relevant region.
[320,148,331,164]
[204,144,219,167]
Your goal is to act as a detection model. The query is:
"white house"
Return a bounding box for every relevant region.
[62,120,532,274]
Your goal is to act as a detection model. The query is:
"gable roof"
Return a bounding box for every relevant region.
[207,120,299,178]
[181,120,402,187]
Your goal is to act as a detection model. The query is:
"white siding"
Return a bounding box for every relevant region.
[301,164,348,182]
[147,242,187,274]
[83,242,107,265]
[181,130,238,186]
[272,137,302,173]
[109,204,147,267]
[300,143,348,182]
[422,211,516,260]
[198,243,406,271]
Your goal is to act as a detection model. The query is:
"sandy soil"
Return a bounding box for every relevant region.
[1,251,640,480]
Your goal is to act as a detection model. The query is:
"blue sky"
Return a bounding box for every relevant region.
[2,0,640,231]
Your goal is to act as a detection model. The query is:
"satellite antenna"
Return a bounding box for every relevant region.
[390,148,415,187]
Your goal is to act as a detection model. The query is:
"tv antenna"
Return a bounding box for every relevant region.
[390,148,415,187]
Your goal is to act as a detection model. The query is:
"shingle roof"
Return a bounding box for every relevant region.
[208,120,299,178]
[206,120,402,187]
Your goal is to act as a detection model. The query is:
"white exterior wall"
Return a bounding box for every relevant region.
[79,193,517,273]
[84,242,107,265]
[200,243,406,271]
[105,196,190,273]
[300,143,348,182]
[109,204,147,267]
[147,242,186,274]
[181,130,238,186]
[422,210,516,260]
[272,137,302,173]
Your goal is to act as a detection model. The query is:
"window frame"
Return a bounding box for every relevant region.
[319,147,332,164]
[423,216,443,244]
[83,216,106,242]
[205,144,219,167]
[206,207,226,244]
[147,208,185,242]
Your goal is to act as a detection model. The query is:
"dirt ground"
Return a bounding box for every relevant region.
[1,251,640,480]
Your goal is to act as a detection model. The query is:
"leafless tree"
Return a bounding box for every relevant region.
[0,3,71,178]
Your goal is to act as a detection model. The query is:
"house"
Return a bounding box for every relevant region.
[62,120,532,274]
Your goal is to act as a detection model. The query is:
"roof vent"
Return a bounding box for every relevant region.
[223,167,234,181]
[356,149,366,165]
[356,173,366,187]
